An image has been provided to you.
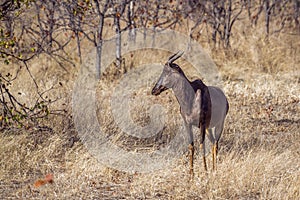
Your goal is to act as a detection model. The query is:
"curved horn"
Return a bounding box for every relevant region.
[168,50,184,64]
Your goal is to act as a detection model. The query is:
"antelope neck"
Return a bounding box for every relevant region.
[171,75,195,115]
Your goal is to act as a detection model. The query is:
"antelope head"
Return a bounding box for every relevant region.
[151,51,184,96]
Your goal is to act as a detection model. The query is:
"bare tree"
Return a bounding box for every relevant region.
[184,0,244,48]
[0,0,73,130]
[293,0,300,29]
[247,0,300,36]
[93,0,110,78]
[110,0,128,68]
[134,0,182,43]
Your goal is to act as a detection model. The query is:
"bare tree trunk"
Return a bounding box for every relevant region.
[211,1,222,47]
[75,21,82,64]
[94,0,109,79]
[294,0,300,30]
[96,16,104,79]
[152,0,160,47]
[114,12,122,68]
[246,0,252,19]
[224,0,232,48]
[128,0,136,43]
[265,0,270,36]
[48,1,55,48]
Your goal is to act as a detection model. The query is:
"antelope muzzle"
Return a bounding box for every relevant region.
[151,84,168,96]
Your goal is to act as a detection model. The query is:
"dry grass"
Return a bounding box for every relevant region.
[1,20,300,199]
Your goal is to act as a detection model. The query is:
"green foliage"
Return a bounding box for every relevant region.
[0,72,54,130]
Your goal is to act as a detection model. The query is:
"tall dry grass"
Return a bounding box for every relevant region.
[1,15,299,199]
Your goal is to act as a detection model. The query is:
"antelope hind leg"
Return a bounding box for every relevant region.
[188,143,194,178]
[200,143,207,171]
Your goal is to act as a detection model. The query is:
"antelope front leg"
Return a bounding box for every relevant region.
[184,122,194,178]
[200,143,208,171]
[188,142,194,178]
